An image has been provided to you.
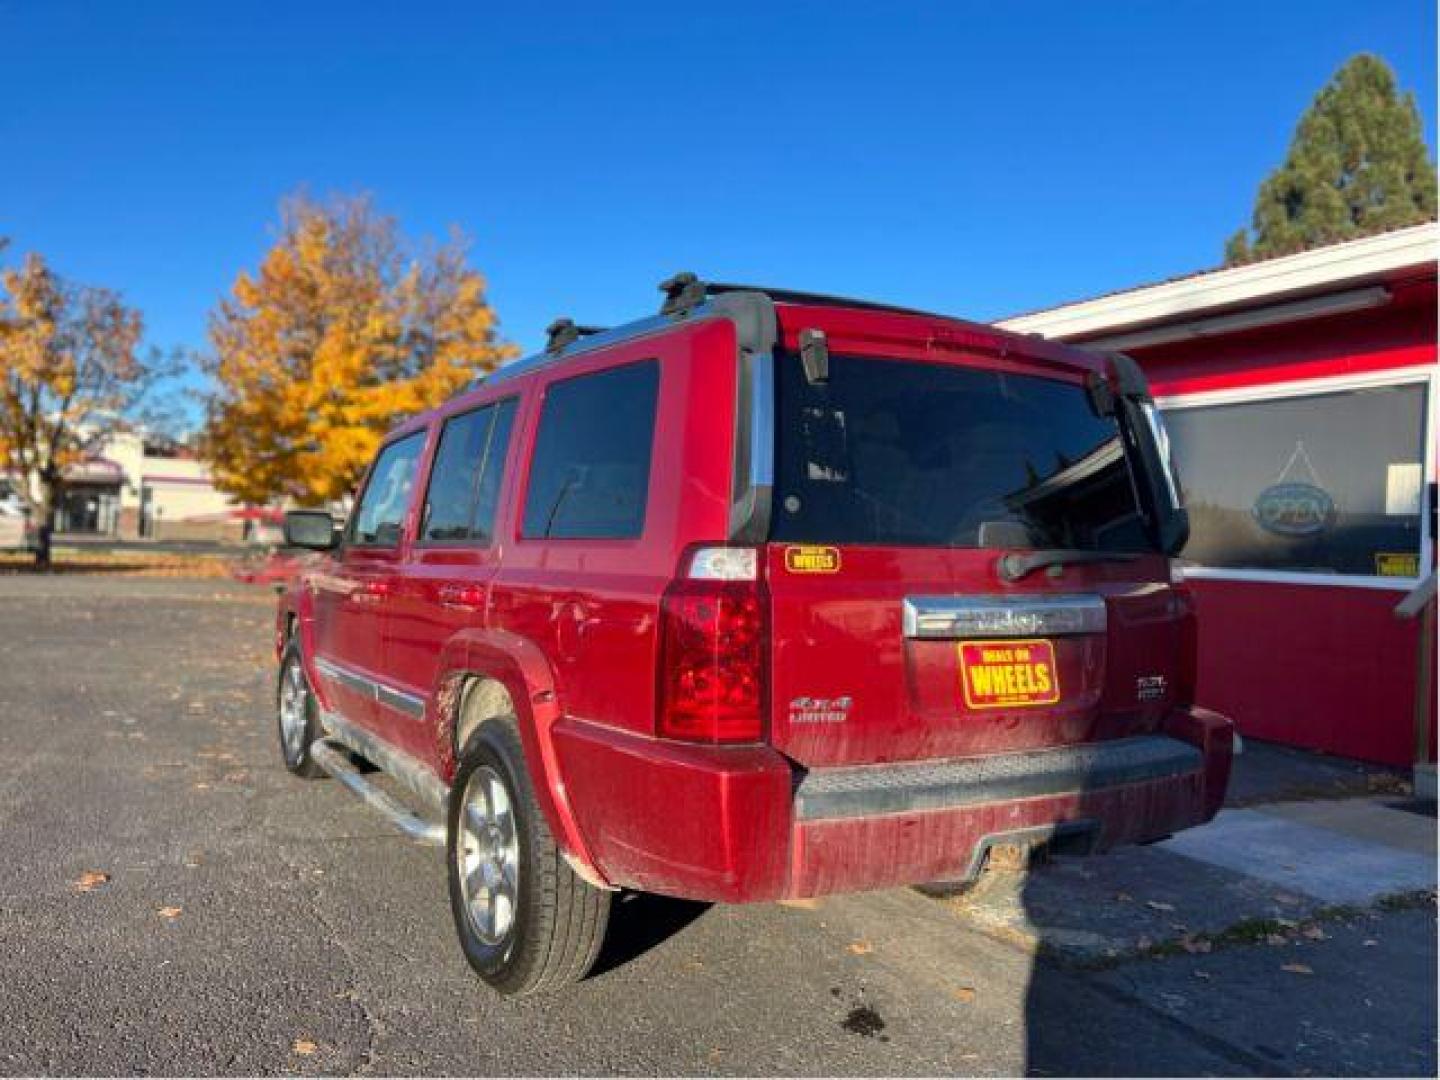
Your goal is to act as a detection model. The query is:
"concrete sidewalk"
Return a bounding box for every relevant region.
[949,794,1434,965]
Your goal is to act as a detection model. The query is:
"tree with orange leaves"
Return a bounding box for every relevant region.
[200,194,516,507]
[0,251,153,566]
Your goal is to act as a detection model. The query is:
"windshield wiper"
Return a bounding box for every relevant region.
[997,548,1139,582]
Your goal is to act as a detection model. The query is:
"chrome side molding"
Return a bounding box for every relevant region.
[902,594,1106,639]
[314,656,427,720]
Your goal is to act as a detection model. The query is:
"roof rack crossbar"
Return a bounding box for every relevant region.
[703,281,948,321]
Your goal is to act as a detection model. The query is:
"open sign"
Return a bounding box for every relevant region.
[1252,482,1335,537]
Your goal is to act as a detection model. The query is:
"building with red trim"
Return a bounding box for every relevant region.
[999,223,1436,773]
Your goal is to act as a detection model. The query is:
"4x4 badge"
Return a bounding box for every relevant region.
[1136,675,1168,702]
[784,545,841,574]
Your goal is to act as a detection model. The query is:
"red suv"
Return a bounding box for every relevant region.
[276,275,1233,995]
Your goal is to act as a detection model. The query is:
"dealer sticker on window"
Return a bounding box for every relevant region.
[958,639,1060,709]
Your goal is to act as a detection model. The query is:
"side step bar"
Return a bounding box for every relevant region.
[310,740,446,845]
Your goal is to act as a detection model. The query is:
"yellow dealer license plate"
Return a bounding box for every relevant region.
[959,639,1060,709]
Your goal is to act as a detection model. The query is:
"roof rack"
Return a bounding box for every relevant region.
[474,272,955,392]
[544,317,608,354]
[657,272,950,321]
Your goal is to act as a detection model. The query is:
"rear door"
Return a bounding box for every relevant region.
[764,347,1182,768]
[381,397,519,765]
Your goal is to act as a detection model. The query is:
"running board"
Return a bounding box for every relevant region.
[310,739,445,846]
[319,708,449,813]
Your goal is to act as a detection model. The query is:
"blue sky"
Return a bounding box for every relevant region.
[2,0,1434,418]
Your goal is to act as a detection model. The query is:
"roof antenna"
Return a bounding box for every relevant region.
[658,271,706,317]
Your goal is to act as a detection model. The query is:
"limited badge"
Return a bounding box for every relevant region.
[784,545,841,573]
[958,639,1060,709]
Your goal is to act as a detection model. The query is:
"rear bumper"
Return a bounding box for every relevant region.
[553,706,1233,903]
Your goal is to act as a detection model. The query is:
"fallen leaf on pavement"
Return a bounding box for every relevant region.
[73,871,110,893]
[952,986,977,1003]
[292,1038,317,1056]
[156,906,182,919]
[1281,963,1314,975]
[848,940,874,955]
[1145,900,1175,912]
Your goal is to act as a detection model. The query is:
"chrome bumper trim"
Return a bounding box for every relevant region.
[902,594,1107,639]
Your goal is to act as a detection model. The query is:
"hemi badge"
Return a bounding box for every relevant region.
[784,545,841,574]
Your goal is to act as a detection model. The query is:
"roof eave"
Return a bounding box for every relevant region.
[996,222,1439,344]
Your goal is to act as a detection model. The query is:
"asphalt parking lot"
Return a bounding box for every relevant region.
[0,575,1434,1077]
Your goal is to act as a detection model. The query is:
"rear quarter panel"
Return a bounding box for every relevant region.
[488,317,740,737]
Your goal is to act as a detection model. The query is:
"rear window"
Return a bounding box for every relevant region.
[771,353,1151,551]
[521,360,660,540]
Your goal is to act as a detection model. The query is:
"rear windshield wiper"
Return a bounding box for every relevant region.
[997,549,1139,582]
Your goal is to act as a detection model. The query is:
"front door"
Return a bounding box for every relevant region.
[310,430,428,734]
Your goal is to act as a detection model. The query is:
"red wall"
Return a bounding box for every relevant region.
[1123,274,1436,767]
[1184,578,1428,765]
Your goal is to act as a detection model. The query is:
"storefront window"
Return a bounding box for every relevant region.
[1162,382,1429,578]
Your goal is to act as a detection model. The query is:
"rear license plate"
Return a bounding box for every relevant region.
[958,638,1060,709]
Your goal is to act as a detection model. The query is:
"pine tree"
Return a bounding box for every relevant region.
[1226,54,1437,265]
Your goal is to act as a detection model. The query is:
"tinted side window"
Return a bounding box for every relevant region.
[472,399,517,542]
[420,398,518,545]
[351,432,426,547]
[422,408,491,542]
[522,361,659,540]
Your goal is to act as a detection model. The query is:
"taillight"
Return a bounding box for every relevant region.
[657,547,767,744]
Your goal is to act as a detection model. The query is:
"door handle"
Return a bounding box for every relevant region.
[439,583,486,610]
[353,579,393,604]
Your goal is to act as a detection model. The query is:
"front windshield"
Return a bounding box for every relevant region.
[770,352,1156,552]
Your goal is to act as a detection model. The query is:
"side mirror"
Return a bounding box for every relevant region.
[283,510,339,551]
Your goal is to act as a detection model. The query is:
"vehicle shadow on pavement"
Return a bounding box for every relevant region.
[588,890,713,978]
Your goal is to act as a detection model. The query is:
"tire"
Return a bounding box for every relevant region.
[276,639,326,779]
[447,717,611,996]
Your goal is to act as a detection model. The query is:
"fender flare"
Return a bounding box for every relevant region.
[431,627,608,887]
